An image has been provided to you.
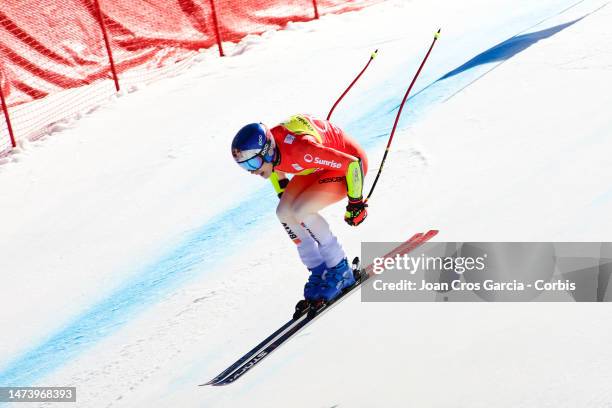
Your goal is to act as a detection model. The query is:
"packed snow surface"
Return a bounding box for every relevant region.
[1,0,611,406]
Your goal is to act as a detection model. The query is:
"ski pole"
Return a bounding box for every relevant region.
[365,29,441,204]
[327,50,378,120]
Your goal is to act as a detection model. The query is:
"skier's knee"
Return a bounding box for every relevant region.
[291,201,313,224]
[276,201,293,222]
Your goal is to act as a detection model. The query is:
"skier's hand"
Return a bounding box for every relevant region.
[344,198,368,226]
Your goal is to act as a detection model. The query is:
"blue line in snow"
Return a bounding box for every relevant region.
[343,16,583,146]
[0,188,275,387]
[440,19,584,81]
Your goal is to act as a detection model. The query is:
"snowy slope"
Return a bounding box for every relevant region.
[1,0,612,406]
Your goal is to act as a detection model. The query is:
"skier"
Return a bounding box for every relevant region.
[231,114,368,304]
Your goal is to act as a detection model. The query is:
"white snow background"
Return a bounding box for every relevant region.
[1,0,612,406]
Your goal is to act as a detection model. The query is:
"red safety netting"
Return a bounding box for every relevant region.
[213,0,380,43]
[0,0,382,155]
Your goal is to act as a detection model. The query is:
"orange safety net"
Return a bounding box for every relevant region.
[0,0,381,154]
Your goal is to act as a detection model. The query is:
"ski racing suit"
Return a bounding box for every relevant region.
[269,114,368,270]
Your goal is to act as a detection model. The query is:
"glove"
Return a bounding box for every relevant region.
[344,197,368,226]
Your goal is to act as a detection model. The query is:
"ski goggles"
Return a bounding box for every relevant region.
[237,154,266,171]
[235,138,274,171]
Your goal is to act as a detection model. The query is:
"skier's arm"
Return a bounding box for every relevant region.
[345,160,365,201]
[299,136,364,199]
[270,171,289,198]
[343,160,367,226]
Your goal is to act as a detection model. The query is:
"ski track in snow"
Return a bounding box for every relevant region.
[1,0,611,406]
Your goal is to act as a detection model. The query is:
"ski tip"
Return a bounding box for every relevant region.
[211,381,231,387]
[200,380,229,386]
[199,379,219,386]
[408,232,424,242]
